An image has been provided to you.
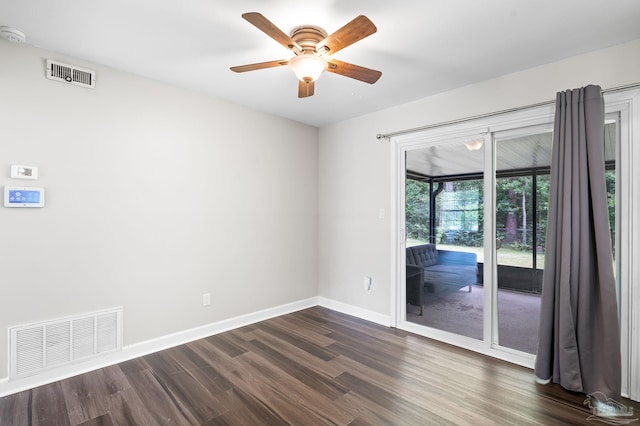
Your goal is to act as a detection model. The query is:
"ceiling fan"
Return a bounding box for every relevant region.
[230,12,382,98]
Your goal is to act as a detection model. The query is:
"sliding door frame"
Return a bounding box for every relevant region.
[392,105,554,369]
[390,89,640,399]
[604,89,640,400]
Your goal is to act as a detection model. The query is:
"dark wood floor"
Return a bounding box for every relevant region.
[1,306,638,425]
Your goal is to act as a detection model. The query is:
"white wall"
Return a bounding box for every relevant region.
[0,40,319,380]
[318,38,640,318]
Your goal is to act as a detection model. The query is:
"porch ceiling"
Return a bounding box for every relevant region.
[406,123,616,178]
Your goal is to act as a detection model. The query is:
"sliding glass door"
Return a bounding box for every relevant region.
[402,125,553,359]
[398,111,624,370]
[395,89,639,397]
[398,103,558,368]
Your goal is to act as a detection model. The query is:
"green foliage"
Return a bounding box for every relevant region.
[536,175,550,250]
[606,170,616,250]
[509,241,532,252]
[406,174,552,250]
[443,230,484,247]
[405,180,430,240]
[406,168,614,255]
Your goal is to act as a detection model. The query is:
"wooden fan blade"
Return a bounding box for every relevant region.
[318,15,377,55]
[230,59,289,73]
[242,12,300,52]
[326,59,382,84]
[298,80,315,98]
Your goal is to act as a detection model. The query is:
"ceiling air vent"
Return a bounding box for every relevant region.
[46,59,96,88]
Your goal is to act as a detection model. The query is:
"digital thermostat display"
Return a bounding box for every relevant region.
[4,186,45,208]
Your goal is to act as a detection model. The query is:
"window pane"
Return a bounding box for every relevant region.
[494,129,551,354]
[406,179,431,246]
[405,140,483,341]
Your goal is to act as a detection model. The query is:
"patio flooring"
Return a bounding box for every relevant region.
[406,285,541,354]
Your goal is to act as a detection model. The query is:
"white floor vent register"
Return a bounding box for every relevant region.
[9,308,122,379]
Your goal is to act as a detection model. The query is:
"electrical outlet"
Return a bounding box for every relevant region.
[202,293,211,306]
[363,276,372,294]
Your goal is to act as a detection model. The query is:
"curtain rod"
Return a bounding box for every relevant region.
[376,82,640,141]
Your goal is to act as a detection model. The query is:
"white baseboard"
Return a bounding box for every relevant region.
[0,297,319,398]
[316,297,392,327]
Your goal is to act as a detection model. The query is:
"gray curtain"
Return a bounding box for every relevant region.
[534,84,621,399]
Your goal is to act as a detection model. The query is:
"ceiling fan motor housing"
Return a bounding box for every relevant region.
[289,26,328,53]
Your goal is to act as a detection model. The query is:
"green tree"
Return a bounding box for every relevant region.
[405,175,552,252]
[405,179,430,240]
[535,175,549,251]
[606,170,616,253]
[495,177,532,248]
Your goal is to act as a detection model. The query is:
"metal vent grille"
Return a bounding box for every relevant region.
[45,59,96,88]
[9,308,122,379]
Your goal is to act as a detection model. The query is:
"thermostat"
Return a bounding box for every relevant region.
[4,186,45,208]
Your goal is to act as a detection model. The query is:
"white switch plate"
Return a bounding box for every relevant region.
[11,165,38,180]
[202,293,211,306]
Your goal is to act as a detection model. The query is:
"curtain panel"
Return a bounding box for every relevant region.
[534,85,621,399]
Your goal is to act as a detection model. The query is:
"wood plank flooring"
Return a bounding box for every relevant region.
[1,306,639,425]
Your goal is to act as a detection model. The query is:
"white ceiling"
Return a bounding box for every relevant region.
[2,1,640,127]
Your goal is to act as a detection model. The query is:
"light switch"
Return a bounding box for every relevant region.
[11,165,38,180]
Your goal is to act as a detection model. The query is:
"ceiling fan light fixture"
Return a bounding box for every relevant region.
[288,54,327,82]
